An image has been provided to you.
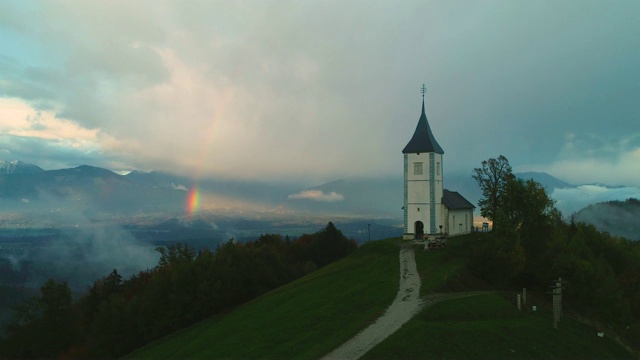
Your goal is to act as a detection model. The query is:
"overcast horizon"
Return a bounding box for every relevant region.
[1,1,639,187]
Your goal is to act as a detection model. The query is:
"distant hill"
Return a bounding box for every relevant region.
[516,171,573,190]
[0,164,188,214]
[0,163,298,214]
[573,198,640,241]
[286,177,402,217]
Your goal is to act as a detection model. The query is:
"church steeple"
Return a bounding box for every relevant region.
[402,84,474,240]
[402,85,444,154]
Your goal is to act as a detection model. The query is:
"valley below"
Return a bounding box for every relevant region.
[0,210,402,288]
[0,209,401,336]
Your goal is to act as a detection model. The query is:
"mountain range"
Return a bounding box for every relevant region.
[0,161,638,233]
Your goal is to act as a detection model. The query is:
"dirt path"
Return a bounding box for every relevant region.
[322,245,492,360]
[322,245,422,360]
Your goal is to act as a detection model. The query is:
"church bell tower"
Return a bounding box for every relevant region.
[402,85,444,240]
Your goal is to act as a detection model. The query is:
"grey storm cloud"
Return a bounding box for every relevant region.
[0,0,638,186]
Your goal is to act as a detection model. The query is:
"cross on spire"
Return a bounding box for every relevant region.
[420,84,427,98]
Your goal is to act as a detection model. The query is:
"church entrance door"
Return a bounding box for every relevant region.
[414,221,424,240]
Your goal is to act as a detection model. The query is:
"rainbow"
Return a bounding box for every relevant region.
[184,106,227,219]
[184,117,215,219]
[185,185,200,219]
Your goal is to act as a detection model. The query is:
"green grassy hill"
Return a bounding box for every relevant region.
[127,239,401,359]
[365,293,630,359]
[127,236,632,359]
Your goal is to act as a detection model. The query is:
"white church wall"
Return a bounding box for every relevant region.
[404,152,443,236]
[447,208,474,236]
[406,204,432,235]
[441,205,449,235]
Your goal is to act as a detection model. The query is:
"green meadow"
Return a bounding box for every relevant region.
[127,236,632,359]
[364,293,630,359]
[127,239,401,359]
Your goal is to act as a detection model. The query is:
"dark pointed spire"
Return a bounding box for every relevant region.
[402,85,444,154]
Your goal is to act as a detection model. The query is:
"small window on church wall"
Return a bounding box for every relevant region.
[414,162,423,175]
[436,162,440,175]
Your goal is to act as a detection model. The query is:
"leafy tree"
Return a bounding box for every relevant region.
[156,243,196,268]
[619,267,640,320]
[314,222,357,267]
[473,156,561,272]
[472,155,514,230]
[469,233,525,285]
[499,178,555,230]
[83,268,123,328]
[499,177,561,265]
[3,279,76,358]
[88,294,139,357]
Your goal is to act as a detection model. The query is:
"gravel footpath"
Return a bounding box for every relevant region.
[322,245,422,360]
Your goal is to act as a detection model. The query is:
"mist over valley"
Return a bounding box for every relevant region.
[0,162,404,293]
[0,161,638,296]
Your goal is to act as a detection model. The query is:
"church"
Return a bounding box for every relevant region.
[402,86,475,240]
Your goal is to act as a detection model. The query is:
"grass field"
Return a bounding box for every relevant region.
[127,235,632,359]
[413,240,467,296]
[363,293,632,359]
[127,238,402,359]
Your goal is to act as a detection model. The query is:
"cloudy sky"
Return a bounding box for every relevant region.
[1,0,638,186]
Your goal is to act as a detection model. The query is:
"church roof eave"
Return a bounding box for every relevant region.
[442,189,475,210]
[402,99,444,154]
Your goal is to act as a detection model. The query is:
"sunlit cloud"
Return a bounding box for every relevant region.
[288,190,345,202]
[0,98,96,141]
[0,97,129,170]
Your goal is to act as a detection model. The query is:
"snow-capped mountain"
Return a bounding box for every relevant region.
[0,160,44,174]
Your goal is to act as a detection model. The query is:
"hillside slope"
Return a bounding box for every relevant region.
[127,239,400,359]
[574,198,640,240]
[127,236,631,359]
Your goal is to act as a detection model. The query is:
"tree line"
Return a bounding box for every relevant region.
[468,155,640,351]
[0,222,357,358]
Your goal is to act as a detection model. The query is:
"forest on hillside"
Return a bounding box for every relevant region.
[468,156,640,353]
[0,222,357,358]
[574,198,640,240]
